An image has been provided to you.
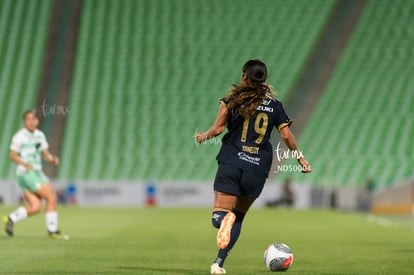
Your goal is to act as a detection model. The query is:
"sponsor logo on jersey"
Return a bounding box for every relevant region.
[257,105,274,112]
[242,145,260,155]
[262,99,272,105]
[238,152,261,165]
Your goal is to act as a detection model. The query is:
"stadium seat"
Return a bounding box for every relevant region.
[58,0,336,181]
[293,0,414,187]
[0,0,51,179]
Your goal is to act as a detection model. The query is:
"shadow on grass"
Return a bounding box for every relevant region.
[118,266,202,275]
[118,265,272,274]
[395,248,414,253]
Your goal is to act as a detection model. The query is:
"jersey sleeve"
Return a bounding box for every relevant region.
[274,100,292,131]
[40,132,49,150]
[10,133,22,152]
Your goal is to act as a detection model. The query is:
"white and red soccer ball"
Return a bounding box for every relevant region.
[264,243,294,272]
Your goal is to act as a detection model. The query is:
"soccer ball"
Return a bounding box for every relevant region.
[263,243,294,272]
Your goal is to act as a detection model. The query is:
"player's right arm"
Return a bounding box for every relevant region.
[10,150,32,171]
[196,101,229,143]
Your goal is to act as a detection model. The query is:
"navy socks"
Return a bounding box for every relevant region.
[211,210,228,229]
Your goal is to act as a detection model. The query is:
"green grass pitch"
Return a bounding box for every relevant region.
[0,206,413,274]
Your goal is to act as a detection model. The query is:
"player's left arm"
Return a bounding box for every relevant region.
[279,126,311,173]
[196,101,229,143]
[42,149,59,166]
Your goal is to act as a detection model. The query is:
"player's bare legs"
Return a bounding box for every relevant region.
[3,191,42,237]
[213,191,237,211]
[23,191,42,215]
[213,192,256,248]
[4,182,66,239]
[35,182,57,212]
[34,182,62,237]
[234,195,255,213]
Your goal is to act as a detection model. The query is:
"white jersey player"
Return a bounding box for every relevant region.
[4,110,68,240]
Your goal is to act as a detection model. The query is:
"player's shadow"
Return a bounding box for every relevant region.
[118,266,201,274]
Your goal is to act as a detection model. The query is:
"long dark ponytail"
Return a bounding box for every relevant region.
[225,59,274,118]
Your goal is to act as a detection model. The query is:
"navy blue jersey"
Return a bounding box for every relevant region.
[216,96,292,177]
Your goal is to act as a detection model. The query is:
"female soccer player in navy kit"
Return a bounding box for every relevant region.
[196,59,311,274]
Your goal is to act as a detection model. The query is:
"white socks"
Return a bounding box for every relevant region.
[9,207,28,223]
[45,211,58,232]
[9,208,59,232]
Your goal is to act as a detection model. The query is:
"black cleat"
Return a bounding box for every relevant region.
[3,216,14,237]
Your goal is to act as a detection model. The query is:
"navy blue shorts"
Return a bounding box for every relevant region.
[214,163,266,198]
